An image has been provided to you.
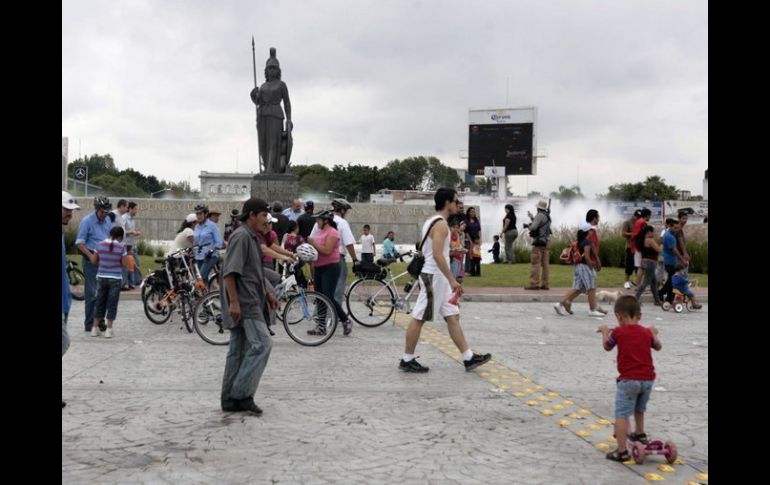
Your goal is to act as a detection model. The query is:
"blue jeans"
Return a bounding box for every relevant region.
[82,255,99,330]
[615,379,654,418]
[94,277,122,321]
[334,256,348,308]
[221,316,273,403]
[197,255,219,287]
[62,313,70,357]
[316,262,348,324]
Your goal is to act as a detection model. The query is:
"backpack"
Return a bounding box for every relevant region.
[559,241,583,265]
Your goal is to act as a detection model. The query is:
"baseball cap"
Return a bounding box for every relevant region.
[304,200,314,209]
[62,191,80,210]
[238,197,270,221]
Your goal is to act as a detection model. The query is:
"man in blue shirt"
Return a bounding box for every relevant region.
[62,191,80,408]
[75,196,113,332]
[659,219,688,303]
[282,198,303,222]
[193,204,224,284]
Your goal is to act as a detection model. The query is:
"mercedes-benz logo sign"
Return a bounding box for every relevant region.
[74,167,87,180]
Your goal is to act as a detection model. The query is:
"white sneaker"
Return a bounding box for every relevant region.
[623,281,631,289]
[104,328,114,338]
[553,303,565,316]
[90,327,100,337]
[595,306,609,315]
[588,310,606,317]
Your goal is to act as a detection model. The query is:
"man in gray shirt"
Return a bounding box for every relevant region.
[220,197,280,416]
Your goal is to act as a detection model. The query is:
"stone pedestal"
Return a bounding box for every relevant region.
[251,173,300,206]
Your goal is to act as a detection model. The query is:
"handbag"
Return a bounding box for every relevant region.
[407,217,443,277]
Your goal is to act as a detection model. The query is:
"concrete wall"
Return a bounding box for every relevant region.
[65,197,440,246]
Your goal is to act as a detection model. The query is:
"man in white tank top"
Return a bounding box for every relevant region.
[400,188,492,373]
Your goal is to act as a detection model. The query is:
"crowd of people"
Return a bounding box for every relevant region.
[63,189,699,463]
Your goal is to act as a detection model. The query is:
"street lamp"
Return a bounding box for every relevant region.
[151,188,172,198]
[327,190,348,200]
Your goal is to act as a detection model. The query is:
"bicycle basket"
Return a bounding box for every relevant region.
[353,260,387,280]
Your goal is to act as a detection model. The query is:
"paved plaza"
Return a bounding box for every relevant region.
[63,299,708,484]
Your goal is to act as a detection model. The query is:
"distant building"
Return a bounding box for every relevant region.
[369,189,434,204]
[199,171,256,200]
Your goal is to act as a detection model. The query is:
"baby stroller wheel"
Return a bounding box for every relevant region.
[674,303,684,313]
[661,301,671,311]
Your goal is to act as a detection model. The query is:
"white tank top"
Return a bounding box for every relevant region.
[420,215,447,274]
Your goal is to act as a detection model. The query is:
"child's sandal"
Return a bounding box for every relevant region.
[629,432,649,444]
[606,449,631,462]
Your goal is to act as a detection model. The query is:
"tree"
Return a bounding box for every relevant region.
[68,154,117,180]
[89,174,145,197]
[549,185,584,203]
[329,164,381,202]
[294,164,331,194]
[380,157,429,190]
[605,175,679,201]
[424,156,461,190]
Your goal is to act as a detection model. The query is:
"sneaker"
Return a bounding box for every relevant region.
[399,357,429,373]
[523,286,540,290]
[342,320,353,336]
[540,285,550,290]
[554,303,566,316]
[221,399,239,412]
[692,303,703,310]
[237,397,263,416]
[588,309,606,317]
[91,327,100,337]
[595,306,609,315]
[623,281,632,289]
[104,328,114,338]
[464,352,492,371]
[307,327,327,336]
[268,326,275,336]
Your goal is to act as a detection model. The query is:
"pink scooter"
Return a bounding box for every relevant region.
[628,435,678,465]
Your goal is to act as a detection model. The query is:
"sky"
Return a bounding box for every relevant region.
[62,0,707,198]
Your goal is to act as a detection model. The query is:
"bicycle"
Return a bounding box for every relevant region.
[192,260,338,346]
[66,259,86,301]
[345,251,420,327]
[275,260,338,346]
[142,246,208,332]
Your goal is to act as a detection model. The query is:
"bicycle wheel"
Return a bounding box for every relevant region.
[144,289,172,324]
[179,294,194,333]
[282,290,338,346]
[68,267,86,301]
[275,288,299,324]
[192,291,230,345]
[346,278,395,327]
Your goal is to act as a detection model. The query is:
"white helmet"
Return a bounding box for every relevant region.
[296,243,318,262]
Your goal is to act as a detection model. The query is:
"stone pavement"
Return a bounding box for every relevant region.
[62,300,708,484]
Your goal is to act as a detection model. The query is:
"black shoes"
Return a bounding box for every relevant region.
[399,358,429,373]
[464,353,492,371]
[238,397,263,415]
[221,399,239,412]
[222,397,263,415]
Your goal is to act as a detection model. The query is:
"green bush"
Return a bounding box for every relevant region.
[136,240,152,256]
[598,234,626,268]
[686,240,708,274]
[155,246,166,258]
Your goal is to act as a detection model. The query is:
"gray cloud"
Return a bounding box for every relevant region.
[62,0,707,197]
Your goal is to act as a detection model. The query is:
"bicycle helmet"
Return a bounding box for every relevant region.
[296,243,319,262]
[313,209,335,221]
[331,198,352,211]
[93,195,112,211]
[194,204,209,214]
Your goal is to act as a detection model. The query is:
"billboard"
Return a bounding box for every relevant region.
[468,107,536,176]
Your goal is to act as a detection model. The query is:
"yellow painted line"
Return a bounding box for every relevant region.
[391,313,701,481]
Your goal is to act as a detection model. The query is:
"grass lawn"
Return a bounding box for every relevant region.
[134,256,708,288]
